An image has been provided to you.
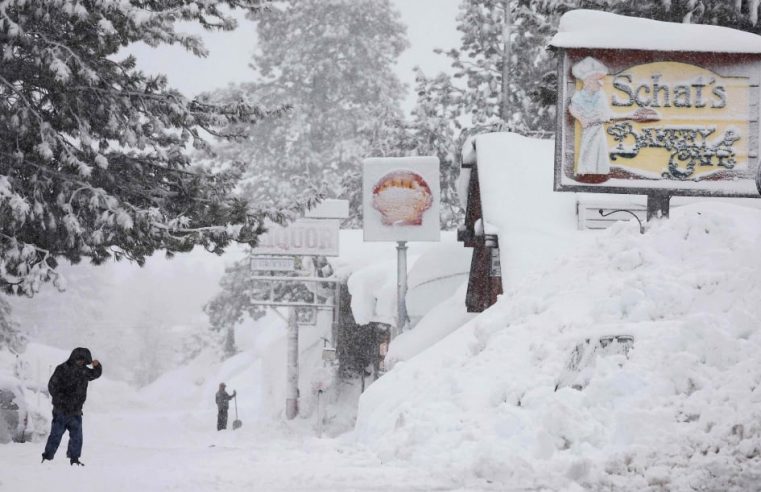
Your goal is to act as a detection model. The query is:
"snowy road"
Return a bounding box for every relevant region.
[0,407,492,492]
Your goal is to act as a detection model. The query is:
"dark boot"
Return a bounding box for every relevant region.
[70,458,84,466]
[41,453,52,463]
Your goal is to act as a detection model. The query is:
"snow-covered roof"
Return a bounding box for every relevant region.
[550,9,761,54]
[469,132,581,292]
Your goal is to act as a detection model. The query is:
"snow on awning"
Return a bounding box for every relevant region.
[549,9,761,54]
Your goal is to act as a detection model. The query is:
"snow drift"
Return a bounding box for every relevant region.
[356,202,761,490]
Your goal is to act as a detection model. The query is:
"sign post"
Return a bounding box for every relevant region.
[362,156,440,339]
[285,307,299,420]
[395,241,408,338]
[247,200,347,420]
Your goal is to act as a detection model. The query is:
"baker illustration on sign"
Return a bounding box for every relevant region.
[569,56,659,183]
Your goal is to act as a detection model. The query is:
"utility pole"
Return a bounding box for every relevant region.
[500,0,512,122]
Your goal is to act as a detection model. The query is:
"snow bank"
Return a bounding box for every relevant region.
[356,202,761,490]
[384,282,474,369]
[550,9,761,54]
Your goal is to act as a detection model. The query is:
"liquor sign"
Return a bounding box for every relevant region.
[252,219,340,256]
[362,156,441,242]
[550,12,761,198]
[250,256,295,272]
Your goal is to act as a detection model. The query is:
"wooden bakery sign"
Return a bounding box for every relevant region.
[551,49,761,198]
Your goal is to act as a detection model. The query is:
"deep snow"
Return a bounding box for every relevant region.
[3,130,761,490]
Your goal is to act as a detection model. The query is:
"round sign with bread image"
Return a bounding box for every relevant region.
[371,170,433,226]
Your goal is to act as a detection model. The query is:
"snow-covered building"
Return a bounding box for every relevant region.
[457,133,580,312]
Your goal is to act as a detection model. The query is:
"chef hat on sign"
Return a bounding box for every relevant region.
[572,57,608,80]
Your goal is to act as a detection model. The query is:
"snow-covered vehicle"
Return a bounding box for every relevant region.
[0,376,29,443]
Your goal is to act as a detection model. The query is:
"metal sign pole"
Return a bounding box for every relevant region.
[395,240,408,339]
[285,307,299,419]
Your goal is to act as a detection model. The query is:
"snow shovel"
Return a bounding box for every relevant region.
[232,395,242,430]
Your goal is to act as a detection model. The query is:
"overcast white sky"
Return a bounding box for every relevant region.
[126,0,461,113]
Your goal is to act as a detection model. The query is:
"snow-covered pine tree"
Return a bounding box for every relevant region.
[404,1,636,224]
[405,0,572,227]
[615,0,761,31]
[428,0,564,133]
[204,256,267,357]
[206,0,409,224]
[407,70,465,229]
[409,1,630,135]
[0,0,307,296]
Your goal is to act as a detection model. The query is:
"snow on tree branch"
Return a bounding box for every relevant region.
[0,0,298,296]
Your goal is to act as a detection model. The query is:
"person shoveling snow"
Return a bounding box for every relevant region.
[215,383,237,431]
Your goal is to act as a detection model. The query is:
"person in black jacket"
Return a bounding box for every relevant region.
[215,383,236,431]
[41,347,102,466]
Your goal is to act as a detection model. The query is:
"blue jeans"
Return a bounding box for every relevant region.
[43,411,83,460]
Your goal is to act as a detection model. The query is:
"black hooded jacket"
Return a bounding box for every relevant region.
[215,388,235,411]
[48,347,102,416]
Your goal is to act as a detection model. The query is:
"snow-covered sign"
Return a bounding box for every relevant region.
[550,10,761,198]
[252,219,340,256]
[362,156,440,242]
[249,256,295,272]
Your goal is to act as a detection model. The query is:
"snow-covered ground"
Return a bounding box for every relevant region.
[0,405,468,491]
[0,319,483,491]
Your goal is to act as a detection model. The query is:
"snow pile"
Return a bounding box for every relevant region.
[336,230,464,326]
[356,202,761,490]
[551,9,761,54]
[405,241,470,323]
[384,282,473,369]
